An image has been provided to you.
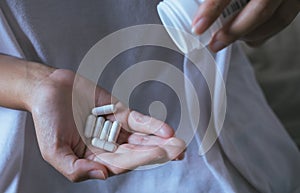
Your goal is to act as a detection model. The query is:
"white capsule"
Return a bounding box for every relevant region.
[100,120,112,140]
[108,121,122,142]
[84,115,96,138]
[91,138,118,152]
[92,104,116,116]
[93,117,105,138]
[103,141,118,152]
[91,138,105,149]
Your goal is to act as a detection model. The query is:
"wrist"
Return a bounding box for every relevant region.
[21,61,56,112]
[0,55,56,111]
[26,68,77,116]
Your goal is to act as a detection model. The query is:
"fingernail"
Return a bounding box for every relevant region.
[210,40,227,52]
[88,170,107,179]
[191,18,208,35]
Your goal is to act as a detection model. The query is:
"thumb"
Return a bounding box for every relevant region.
[48,146,108,182]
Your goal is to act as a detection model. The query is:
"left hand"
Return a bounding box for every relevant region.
[29,68,185,182]
[192,0,300,52]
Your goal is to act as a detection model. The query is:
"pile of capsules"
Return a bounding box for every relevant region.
[84,104,121,152]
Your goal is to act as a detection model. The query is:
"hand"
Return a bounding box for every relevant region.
[28,69,185,182]
[192,0,300,52]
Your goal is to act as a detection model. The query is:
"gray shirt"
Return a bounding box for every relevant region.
[0,1,299,193]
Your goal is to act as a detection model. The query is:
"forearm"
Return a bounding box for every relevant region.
[0,54,55,111]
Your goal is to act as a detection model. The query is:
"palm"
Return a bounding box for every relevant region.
[30,69,185,181]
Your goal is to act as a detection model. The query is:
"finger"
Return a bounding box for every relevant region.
[127,111,174,138]
[94,144,168,175]
[128,133,180,146]
[242,0,300,45]
[95,86,175,139]
[44,146,108,182]
[209,0,283,52]
[128,134,186,160]
[159,137,186,161]
[95,88,175,139]
[192,0,231,34]
[128,133,167,145]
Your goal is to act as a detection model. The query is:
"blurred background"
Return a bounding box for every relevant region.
[242,14,300,148]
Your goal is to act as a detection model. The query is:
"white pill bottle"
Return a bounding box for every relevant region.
[157,0,249,53]
[157,0,248,155]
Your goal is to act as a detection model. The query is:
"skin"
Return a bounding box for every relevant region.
[192,0,300,52]
[0,54,186,182]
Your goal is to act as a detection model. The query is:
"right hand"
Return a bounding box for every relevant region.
[192,0,300,52]
[28,68,186,182]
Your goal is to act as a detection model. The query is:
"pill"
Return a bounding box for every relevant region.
[91,138,118,152]
[92,104,116,116]
[100,120,112,140]
[93,117,105,138]
[108,121,122,142]
[84,114,96,138]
